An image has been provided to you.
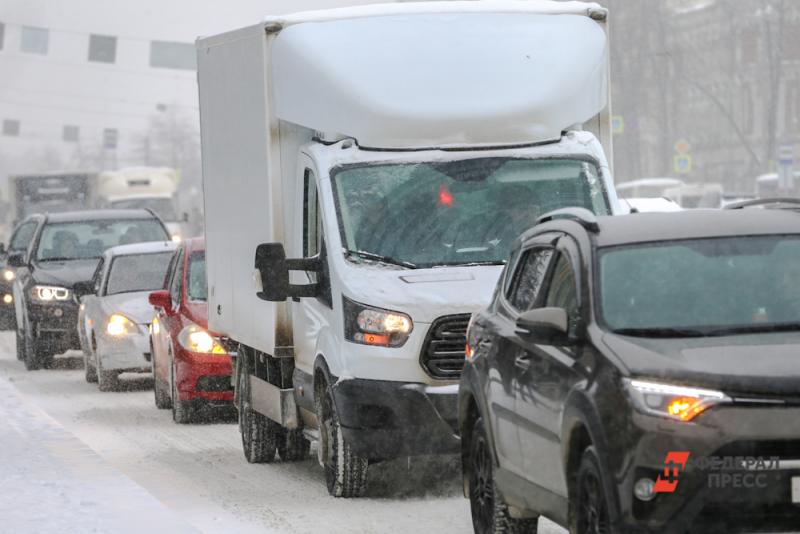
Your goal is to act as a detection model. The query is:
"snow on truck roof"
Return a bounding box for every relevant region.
[200,1,609,149]
[273,1,607,149]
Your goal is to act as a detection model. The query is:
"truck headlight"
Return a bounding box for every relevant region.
[31,285,71,302]
[343,297,413,347]
[624,379,731,422]
[3,269,15,282]
[107,313,137,336]
[178,324,227,354]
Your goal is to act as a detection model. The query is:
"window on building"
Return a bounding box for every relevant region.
[0,22,5,51]
[786,82,800,135]
[63,125,79,142]
[103,128,118,149]
[21,26,49,55]
[149,41,196,70]
[88,34,117,63]
[783,25,800,61]
[2,119,20,136]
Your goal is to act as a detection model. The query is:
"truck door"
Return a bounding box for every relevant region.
[291,160,332,378]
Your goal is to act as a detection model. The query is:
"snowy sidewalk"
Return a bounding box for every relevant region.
[0,375,198,534]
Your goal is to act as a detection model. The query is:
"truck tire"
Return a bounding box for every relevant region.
[237,347,279,463]
[278,428,310,462]
[468,417,539,534]
[315,377,368,498]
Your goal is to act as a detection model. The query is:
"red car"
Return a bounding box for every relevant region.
[148,237,233,423]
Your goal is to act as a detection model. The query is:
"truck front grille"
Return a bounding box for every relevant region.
[420,314,470,379]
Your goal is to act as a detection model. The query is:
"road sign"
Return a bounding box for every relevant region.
[674,139,691,154]
[611,115,624,135]
[674,154,692,174]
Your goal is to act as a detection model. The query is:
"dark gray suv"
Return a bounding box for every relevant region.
[459,207,800,534]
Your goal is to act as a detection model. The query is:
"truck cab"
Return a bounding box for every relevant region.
[198,0,620,497]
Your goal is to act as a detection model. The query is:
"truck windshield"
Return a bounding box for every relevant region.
[36,219,169,262]
[598,235,800,336]
[110,198,177,221]
[106,252,174,295]
[332,158,608,268]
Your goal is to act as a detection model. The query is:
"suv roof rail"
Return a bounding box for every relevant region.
[723,197,800,210]
[535,207,599,232]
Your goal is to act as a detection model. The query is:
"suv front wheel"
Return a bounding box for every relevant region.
[468,416,538,534]
[572,446,613,534]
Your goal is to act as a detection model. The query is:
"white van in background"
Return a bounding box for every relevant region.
[198,0,622,497]
[98,167,186,241]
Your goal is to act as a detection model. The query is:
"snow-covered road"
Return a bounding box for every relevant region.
[0,332,563,534]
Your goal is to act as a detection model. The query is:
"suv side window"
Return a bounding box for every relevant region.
[545,253,579,334]
[169,249,184,306]
[507,248,554,311]
[10,221,37,252]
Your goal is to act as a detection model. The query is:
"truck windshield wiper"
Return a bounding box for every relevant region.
[611,327,708,338]
[344,250,417,269]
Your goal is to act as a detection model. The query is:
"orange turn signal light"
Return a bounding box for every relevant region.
[667,397,708,422]
[363,333,391,346]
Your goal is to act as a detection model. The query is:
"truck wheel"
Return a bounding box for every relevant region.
[316,377,368,498]
[97,355,119,392]
[468,417,539,534]
[171,374,194,423]
[237,350,279,463]
[278,428,310,462]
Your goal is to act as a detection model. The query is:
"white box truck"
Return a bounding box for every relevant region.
[198,0,621,497]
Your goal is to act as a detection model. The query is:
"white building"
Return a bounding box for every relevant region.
[0,0,389,190]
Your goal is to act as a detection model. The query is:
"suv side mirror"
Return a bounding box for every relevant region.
[149,290,173,313]
[254,243,320,302]
[7,252,26,268]
[516,307,569,345]
[73,281,95,297]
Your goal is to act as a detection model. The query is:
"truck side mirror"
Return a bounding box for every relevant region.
[7,252,26,268]
[254,243,320,302]
[515,307,570,345]
[149,290,173,313]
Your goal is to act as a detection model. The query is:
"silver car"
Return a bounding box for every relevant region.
[79,241,177,391]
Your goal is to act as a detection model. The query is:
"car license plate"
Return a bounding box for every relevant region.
[793,477,800,504]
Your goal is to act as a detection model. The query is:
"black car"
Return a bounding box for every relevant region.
[9,210,170,370]
[459,207,800,534]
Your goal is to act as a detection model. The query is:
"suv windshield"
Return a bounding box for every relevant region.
[599,235,800,336]
[106,252,174,295]
[110,198,177,221]
[187,252,207,301]
[36,219,168,261]
[332,157,608,268]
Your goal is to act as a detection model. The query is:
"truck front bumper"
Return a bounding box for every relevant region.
[331,378,460,461]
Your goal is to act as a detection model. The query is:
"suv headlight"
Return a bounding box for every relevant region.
[178,324,227,354]
[343,297,413,347]
[107,313,138,336]
[31,285,71,302]
[624,378,731,422]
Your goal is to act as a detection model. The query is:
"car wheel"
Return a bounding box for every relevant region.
[152,349,171,409]
[573,446,612,534]
[84,348,97,383]
[237,349,280,463]
[171,366,194,424]
[468,416,539,534]
[316,376,368,498]
[97,353,118,392]
[22,320,41,371]
[15,320,26,362]
[277,428,310,462]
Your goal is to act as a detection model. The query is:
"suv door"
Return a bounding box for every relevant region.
[515,237,585,497]
[488,238,556,475]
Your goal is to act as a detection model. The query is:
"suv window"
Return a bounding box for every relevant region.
[10,221,37,252]
[507,248,553,311]
[545,253,579,334]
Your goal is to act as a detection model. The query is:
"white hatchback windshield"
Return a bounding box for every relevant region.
[106,252,174,295]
